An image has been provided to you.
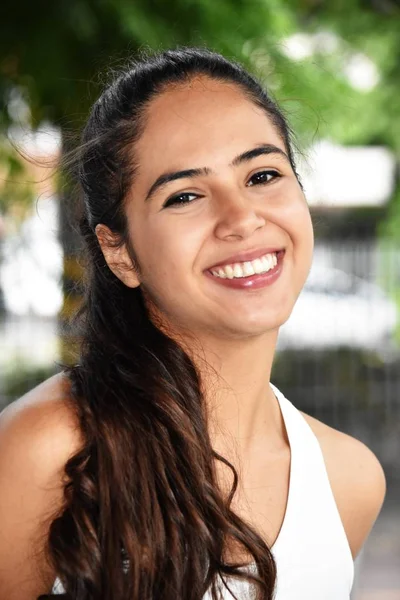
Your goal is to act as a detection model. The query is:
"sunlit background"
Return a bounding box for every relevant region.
[1,2,399,598]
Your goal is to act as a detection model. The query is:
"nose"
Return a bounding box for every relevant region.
[213,190,266,241]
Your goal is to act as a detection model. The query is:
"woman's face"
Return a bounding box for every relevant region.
[116,77,313,341]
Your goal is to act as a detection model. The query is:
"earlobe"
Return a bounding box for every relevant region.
[120,266,141,289]
[95,224,141,289]
[109,257,141,289]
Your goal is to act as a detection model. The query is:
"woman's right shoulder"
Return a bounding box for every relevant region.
[0,371,83,476]
[0,373,84,597]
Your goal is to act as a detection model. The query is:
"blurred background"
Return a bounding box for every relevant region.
[0,1,399,598]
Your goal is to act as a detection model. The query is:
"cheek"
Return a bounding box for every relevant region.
[277,191,313,247]
[273,193,314,276]
[134,218,203,285]
[289,202,314,286]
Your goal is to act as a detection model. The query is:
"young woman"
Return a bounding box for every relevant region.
[0,48,386,600]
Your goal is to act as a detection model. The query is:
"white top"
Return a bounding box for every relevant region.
[52,383,354,599]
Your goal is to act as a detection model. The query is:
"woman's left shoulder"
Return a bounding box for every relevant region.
[300,410,386,559]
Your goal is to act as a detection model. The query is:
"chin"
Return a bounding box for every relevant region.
[220,314,286,340]
[250,301,294,328]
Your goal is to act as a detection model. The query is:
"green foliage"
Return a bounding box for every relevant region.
[379,186,400,240]
[0,143,35,219]
[0,0,399,229]
[0,0,399,145]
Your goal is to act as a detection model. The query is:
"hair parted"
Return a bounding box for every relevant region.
[44,46,300,600]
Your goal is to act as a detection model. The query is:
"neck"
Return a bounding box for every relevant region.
[153,312,285,455]
[190,329,284,456]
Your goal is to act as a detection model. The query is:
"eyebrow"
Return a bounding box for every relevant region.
[144,143,289,202]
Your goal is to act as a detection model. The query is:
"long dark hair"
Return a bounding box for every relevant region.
[45,47,299,600]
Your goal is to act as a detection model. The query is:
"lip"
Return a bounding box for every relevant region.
[206,247,285,271]
[204,249,285,290]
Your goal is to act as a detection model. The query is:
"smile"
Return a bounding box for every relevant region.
[205,250,285,291]
[209,252,278,279]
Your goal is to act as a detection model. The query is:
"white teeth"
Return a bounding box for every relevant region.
[243,261,255,276]
[225,265,234,279]
[260,256,268,269]
[210,252,279,279]
[262,254,277,270]
[252,258,264,274]
[233,263,244,278]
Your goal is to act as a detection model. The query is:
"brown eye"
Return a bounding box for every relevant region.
[163,192,200,209]
[247,170,281,186]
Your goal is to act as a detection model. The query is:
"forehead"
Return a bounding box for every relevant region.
[134,77,286,174]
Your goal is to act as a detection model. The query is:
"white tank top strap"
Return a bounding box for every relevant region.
[269,382,354,598]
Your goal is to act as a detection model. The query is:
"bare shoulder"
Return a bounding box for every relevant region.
[301,410,386,559]
[0,371,80,444]
[0,372,83,598]
[0,372,82,473]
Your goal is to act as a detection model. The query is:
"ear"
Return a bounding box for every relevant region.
[95,224,140,288]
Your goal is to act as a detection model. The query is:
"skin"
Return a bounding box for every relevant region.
[0,77,386,598]
[99,76,314,449]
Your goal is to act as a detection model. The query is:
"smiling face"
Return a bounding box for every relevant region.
[99,76,314,343]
